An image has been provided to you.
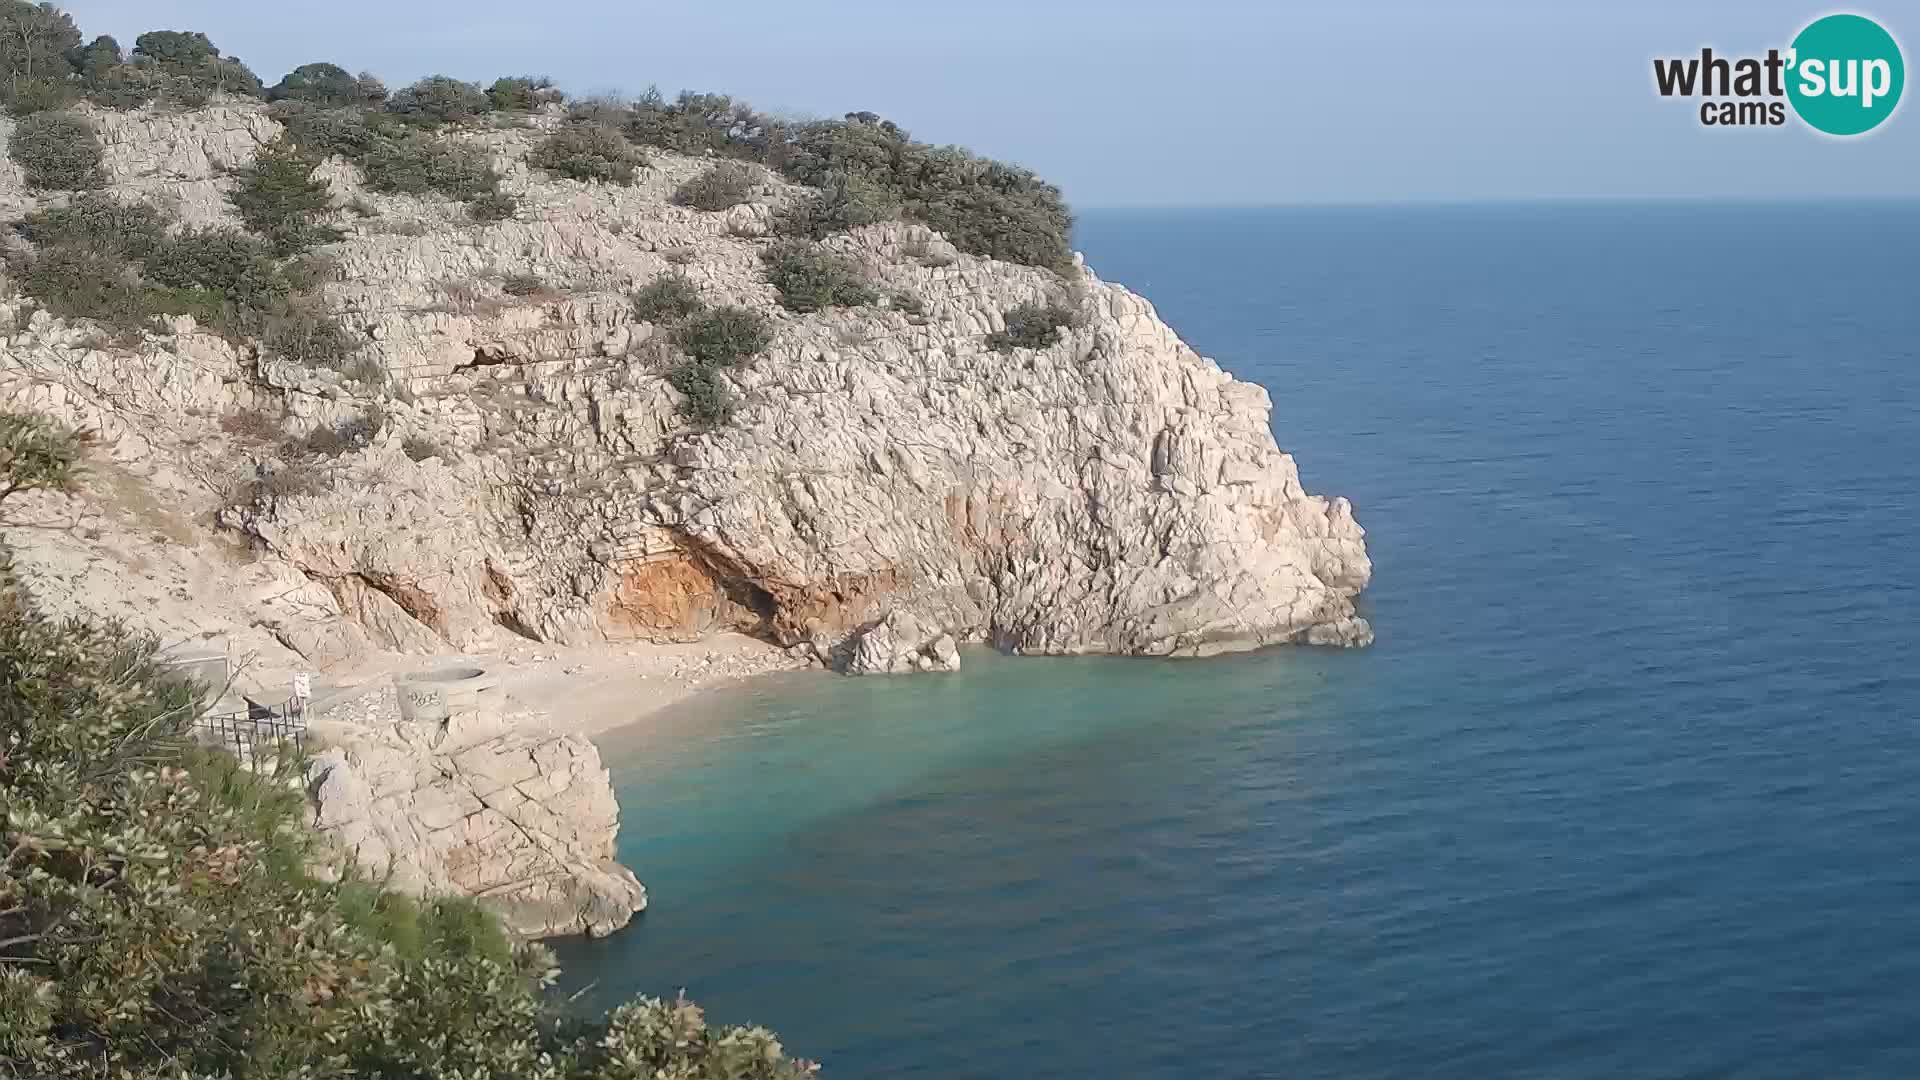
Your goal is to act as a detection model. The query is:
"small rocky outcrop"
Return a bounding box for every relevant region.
[305,673,646,939]
[842,611,962,675]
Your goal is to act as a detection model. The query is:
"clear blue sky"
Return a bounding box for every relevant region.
[65,0,1919,207]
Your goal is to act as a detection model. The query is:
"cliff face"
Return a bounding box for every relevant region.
[0,101,1367,670]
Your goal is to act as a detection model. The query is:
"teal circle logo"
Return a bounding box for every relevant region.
[1786,14,1904,135]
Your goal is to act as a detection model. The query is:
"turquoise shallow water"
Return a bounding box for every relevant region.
[555,203,1920,1078]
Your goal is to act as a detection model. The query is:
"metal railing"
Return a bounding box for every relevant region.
[191,699,308,771]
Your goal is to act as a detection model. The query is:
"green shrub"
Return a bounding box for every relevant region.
[782,114,1072,271]
[65,33,121,79]
[9,110,104,190]
[230,137,343,255]
[663,305,774,427]
[630,273,705,324]
[386,74,491,126]
[624,88,778,160]
[18,193,167,260]
[17,244,148,328]
[145,227,288,310]
[266,61,360,106]
[4,75,72,114]
[666,359,736,426]
[468,190,517,222]
[260,298,355,369]
[131,29,263,99]
[674,305,772,367]
[353,130,503,207]
[987,301,1077,352]
[487,75,554,111]
[760,241,877,313]
[0,411,87,518]
[130,29,214,67]
[529,123,642,185]
[673,161,759,211]
[273,102,409,158]
[772,172,895,238]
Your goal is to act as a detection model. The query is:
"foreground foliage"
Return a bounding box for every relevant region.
[0,417,819,1078]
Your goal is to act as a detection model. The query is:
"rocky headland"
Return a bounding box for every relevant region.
[0,93,1369,936]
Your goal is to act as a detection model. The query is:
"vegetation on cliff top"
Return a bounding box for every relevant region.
[0,413,818,1078]
[0,2,1072,270]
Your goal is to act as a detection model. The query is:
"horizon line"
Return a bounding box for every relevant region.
[1073,194,1920,212]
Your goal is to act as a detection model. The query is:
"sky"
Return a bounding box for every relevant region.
[63,0,1920,208]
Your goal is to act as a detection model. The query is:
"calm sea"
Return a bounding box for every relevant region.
[555,203,1920,1078]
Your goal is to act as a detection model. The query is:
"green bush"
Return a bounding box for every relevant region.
[674,305,773,368]
[488,75,555,111]
[783,116,1072,271]
[359,132,497,200]
[387,74,491,126]
[468,189,518,222]
[630,273,705,324]
[624,88,776,159]
[130,29,263,99]
[145,228,289,310]
[760,241,877,313]
[666,360,736,426]
[65,32,121,80]
[230,137,343,255]
[663,305,774,427]
[0,411,86,518]
[266,61,360,106]
[260,298,355,369]
[18,193,167,260]
[273,102,409,158]
[986,301,1077,352]
[3,75,72,114]
[9,110,104,189]
[529,123,642,185]
[673,161,759,211]
[772,171,895,239]
[17,244,148,329]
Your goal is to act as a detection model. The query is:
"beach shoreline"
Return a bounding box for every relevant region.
[307,632,810,739]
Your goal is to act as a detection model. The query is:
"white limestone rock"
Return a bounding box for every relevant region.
[304,700,647,939]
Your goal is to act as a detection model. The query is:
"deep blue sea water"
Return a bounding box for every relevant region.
[555,203,1920,1078]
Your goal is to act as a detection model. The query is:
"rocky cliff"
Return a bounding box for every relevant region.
[0,96,1370,936]
[0,100,1371,677]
